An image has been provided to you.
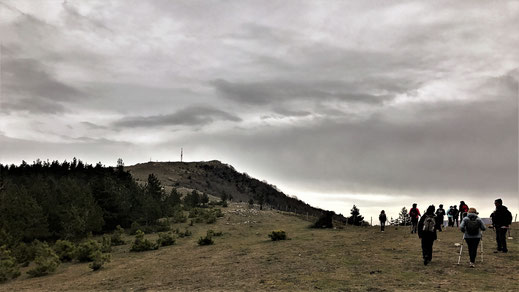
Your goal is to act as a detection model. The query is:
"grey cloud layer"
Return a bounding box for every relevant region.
[113,106,242,128]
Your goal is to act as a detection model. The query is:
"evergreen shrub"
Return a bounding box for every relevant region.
[27,242,60,277]
[53,240,75,262]
[130,230,158,252]
[268,230,287,241]
[0,245,21,283]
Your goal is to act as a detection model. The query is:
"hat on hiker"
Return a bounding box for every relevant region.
[495,198,502,205]
[468,207,478,214]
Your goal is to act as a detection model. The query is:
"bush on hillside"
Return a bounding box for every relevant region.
[154,220,171,232]
[100,235,112,253]
[27,242,60,277]
[11,242,37,267]
[0,245,21,283]
[110,225,126,246]
[130,230,158,252]
[76,240,100,262]
[206,230,223,237]
[197,231,214,246]
[171,211,187,223]
[313,211,334,229]
[88,250,111,271]
[53,240,76,262]
[176,228,192,238]
[157,232,175,247]
[268,230,287,241]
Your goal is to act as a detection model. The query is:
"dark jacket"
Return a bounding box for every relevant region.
[491,205,512,227]
[418,213,437,240]
[435,208,445,218]
[379,214,387,223]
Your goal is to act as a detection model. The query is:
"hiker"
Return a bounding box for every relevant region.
[459,201,469,221]
[453,205,460,227]
[447,206,455,227]
[435,204,446,231]
[490,198,513,253]
[460,207,486,268]
[409,203,421,234]
[418,205,437,265]
[379,210,387,232]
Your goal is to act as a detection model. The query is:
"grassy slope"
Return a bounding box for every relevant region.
[2,204,518,291]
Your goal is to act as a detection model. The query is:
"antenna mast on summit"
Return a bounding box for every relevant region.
[181,148,183,162]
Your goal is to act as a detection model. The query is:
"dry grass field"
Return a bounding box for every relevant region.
[2,203,518,291]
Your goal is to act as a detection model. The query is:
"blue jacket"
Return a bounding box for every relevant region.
[460,213,486,239]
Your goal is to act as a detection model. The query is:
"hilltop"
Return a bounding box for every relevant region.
[2,202,518,291]
[126,161,344,220]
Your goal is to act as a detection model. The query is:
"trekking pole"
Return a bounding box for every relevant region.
[457,234,464,265]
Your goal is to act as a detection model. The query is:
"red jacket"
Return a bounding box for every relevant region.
[409,207,421,219]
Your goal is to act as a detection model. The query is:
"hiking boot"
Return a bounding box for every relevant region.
[470,262,475,268]
[424,259,428,266]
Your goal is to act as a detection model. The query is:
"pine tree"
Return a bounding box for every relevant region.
[399,207,411,226]
[347,205,364,226]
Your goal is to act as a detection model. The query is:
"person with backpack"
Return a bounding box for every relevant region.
[460,207,486,268]
[409,203,421,234]
[447,206,455,227]
[459,201,469,221]
[379,210,387,232]
[418,205,437,265]
[435,204,446,231]
[453,205,460,227]
[490,198,513,253]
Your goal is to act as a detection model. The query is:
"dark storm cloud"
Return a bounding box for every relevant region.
[211,79,394,105]
[1,54,83,114]
[113,106,242,128]
[80,122,108,130]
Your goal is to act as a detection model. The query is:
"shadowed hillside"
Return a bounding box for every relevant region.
[126,161,344,221]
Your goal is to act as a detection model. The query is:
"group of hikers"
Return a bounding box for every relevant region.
[378,198,513,267]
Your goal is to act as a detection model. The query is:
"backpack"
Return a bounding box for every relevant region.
[465,217,480,236]
[423,216,435,232]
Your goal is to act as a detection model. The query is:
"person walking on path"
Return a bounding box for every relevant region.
[379,210,387,232]
[447,206,455,227]
[490,198,513,253]
[453,205,460,227]
[418,205,437,265]
[459,201,469,221]
[409,203,421,234]
[460,207,486,268]
[435,204,446,231]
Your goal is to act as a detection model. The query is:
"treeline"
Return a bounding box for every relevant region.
[0,159,183,248]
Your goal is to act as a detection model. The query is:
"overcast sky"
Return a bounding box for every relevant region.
[1,0,518,221]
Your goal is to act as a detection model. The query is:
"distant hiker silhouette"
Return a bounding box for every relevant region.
[460,207,486,267]
[435,204,445,231]
[459,201,469,221]
[418,205,437,266]
[447,206,455,227]
[379,210,387,232]
[452,206,460,227]
[409,203,421,234]
[490,198,513,253]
